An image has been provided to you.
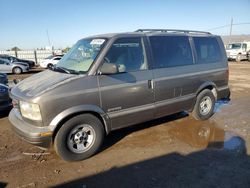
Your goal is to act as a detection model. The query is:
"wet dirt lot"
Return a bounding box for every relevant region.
[1,62,250,188]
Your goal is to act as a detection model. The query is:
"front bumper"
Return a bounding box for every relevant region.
[8,108,52,148]
[227,55,237,59]
[24,67,29,72]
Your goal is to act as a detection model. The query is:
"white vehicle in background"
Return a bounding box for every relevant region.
[39,55,63,69]
[226,42,250,62]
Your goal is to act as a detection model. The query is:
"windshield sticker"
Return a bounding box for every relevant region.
[90,39,105,45]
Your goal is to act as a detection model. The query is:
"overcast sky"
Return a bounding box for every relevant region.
[0,0,250,50]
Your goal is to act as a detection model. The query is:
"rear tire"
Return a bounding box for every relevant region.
[54,114,105,161]
[12,67,22,74]
[192,89,215,120]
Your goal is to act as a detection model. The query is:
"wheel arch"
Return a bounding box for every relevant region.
[50,105,111,142]
[196,82,218,100]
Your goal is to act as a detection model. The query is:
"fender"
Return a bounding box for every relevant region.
[49,104,111,134]
[196,81,217,97]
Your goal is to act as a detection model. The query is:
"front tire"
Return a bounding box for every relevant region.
[54,114,104,161]
[236,54,242,62]
[192,89,215,120]
[47,63,53,69]
[12,67,22,74]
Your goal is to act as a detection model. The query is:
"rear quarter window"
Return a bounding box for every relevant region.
[149,36,194,68]
[193,37,222,64]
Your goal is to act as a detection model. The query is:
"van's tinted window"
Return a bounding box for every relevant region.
[150,36,193,68]
[104,38,147,73]
[193,37,222,63]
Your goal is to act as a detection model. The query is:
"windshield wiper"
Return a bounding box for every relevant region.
[53,66,83,75]
[53,66,71,74]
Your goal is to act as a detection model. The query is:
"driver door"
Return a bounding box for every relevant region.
[98,37,155,130]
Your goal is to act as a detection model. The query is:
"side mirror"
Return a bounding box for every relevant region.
[99,63,118,75]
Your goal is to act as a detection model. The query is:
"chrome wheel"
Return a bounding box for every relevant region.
[13,67,22,74]
[67,124,96,153]
[199,96,212,116]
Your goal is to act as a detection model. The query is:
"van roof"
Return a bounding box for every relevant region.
[83,29,214,40]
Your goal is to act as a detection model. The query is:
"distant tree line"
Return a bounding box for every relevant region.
[6,46,71,53]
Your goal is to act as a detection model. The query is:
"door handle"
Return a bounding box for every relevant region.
[148,80,154,89]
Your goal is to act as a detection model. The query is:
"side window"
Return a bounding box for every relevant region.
[242,43,247,51]
[149,36,193,68]
[193,37,222,64]
[54,57,61,60]
[104,37,148,73]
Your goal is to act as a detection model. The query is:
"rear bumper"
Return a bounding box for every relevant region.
[8,108,52,148]
[217,86,230,101]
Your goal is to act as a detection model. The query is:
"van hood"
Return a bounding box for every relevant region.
[11,70,81,98]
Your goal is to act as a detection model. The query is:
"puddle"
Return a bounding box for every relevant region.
[214,99,230,113]
[168,117,246,152]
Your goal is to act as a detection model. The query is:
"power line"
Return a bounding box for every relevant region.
[206,22,250,31]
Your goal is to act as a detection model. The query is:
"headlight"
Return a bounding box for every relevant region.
[19,101,42,121]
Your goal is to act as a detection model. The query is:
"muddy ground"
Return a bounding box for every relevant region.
[1,62,250,188]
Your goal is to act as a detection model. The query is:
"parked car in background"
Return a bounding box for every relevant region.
[0,74,11,111]
[0,58,29,74]
[39,55,63,69]
[0,84,12,111]
[226,42,250,62]
[9,29,230,161]
[0,54,35,68]
[0,73,8,85]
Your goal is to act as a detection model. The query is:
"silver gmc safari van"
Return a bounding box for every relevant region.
[9,29,230,161]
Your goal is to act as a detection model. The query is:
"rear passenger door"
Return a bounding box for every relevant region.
[149,35,195,118]
[98,37,155,130]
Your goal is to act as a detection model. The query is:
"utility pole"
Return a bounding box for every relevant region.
[229,18,233,36]
[46,29,51,48]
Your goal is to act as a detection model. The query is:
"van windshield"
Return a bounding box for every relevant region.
[56,38,106,74]
[226,43,241,50]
